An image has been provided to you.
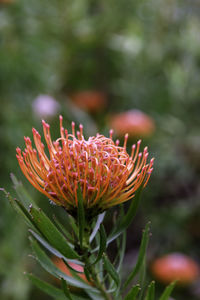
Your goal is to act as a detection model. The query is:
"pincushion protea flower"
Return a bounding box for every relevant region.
[16,116,153,216]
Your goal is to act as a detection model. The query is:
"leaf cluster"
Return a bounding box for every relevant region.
[1,175,176,300]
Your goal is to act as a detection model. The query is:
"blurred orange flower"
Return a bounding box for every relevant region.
[70,90,106,113]
[16,116,153,216]
[0,0,13,3]
[109,109,155,138]
[53,257,88,283]
[151,253,199,284]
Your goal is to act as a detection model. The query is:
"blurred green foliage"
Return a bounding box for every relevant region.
[1,0,200,299]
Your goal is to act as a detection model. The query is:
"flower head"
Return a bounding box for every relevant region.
[16,116,153,216]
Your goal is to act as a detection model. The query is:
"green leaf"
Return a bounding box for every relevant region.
[91,224,107,265]
[68,215,79,238]
[108,186,143,244]
[123,222,150,290]
[116,230,126,273]
[89,212,105,243]
[30,237,99,293]
[70,294,92,300]
[77,185,85,249]
[61,278,73,300]
[26,273,66,299]
[29,229,68,260]
[103,254,120,288]
[1,188,37,230]
[159,281,176,300]
[11,173,37,209]
[144,281,155,300]
[30,206,80,259]
[124,284,140,300]
[53,215,74,244]
[84,266,91,282]
[108,231,126,296]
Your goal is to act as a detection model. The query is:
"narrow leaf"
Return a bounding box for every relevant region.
[69,215,79,238]
[103,254,120,288]
[89,212,105,243]
[108,231,126,296]
[91,224,107,265]
[29,229,68,260]
[1,188,36,230]
[26,273,66,299]
[77,185,85,249]
[124,284,140,300]
[116,231,126,273]
[159,281,176,300]
[11,173,37,209]
[53,215,74,244]
[123,222,150,289]
[84,266,91,282]
[30,206,80,259]
[144,281,155,300]
[61,278,73,300]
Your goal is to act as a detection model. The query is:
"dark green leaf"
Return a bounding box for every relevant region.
[124,284,140,300]
[77,185,85,249]
[123,222,150,290]
[159,281,176,300]
[61,278,73,299]
[70,294,92,300]
[84,266,91,282]
[68,215,79,238]
[91,224,107,265]
[144,281,155,300]
[30,206,80,259]
[103,254,120,288]
[53,215,74,244]
[26,273,66,299]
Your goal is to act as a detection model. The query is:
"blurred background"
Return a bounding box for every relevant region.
[0,0,200,299]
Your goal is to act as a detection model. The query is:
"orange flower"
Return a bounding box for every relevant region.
[16,116,153,216]
[70,90,106,113]
[0,0,13,3]
[109,110,155,138]
[151,253,199,284]
[53,257,88,283]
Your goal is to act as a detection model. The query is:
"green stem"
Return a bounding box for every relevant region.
[81,221,112,300]
[86,261,112,300]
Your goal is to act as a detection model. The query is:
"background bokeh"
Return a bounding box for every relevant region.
[0,0,200,299]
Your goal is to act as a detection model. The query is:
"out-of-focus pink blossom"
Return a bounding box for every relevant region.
[109,109,155,138]
[151,253,199,284]
[32,95,60,119]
